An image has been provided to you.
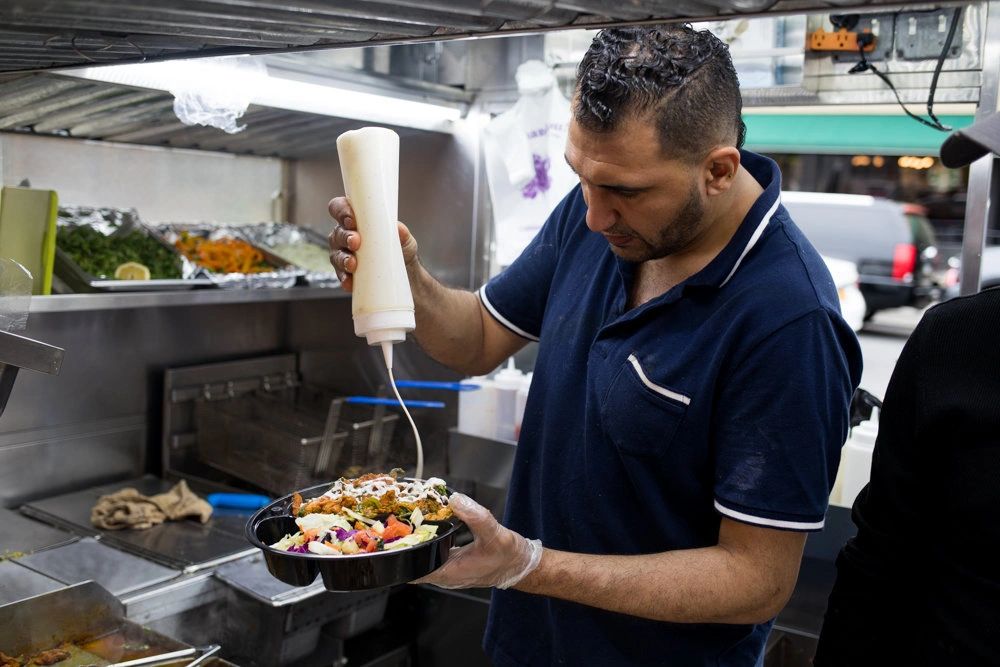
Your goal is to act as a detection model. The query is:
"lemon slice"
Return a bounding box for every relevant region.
[114,262,151,280]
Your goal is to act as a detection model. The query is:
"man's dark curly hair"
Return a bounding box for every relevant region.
[575,24,746,161]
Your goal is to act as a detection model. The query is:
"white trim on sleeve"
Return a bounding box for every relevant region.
[714,500,825,531]
[626,354,691,406]
[478,287,540,342]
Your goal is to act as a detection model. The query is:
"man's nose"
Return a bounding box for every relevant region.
[584,188,616,233]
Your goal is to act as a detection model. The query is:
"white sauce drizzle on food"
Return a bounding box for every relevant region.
[314,476,448,505]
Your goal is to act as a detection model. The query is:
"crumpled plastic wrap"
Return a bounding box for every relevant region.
[235,222,340,288]
[168,56,264,134]
[0,258,31,332]
[154,223,303,290]
[57,206,202,280]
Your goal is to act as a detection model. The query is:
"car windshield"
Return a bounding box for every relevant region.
[906,213,937,249]
[783,199,909,261]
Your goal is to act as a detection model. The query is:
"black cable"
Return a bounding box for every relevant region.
[848,8,962,133]
[926,7,963,129]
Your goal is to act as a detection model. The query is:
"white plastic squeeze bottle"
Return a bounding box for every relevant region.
[337,127,423,479]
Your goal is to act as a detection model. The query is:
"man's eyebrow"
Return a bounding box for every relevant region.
[564,153,651,192]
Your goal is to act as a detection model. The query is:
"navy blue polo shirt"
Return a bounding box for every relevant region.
[478,151,862,666]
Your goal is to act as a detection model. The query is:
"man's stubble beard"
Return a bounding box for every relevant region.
[614,182,705,263]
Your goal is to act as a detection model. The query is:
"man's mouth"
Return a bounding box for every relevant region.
[603,232,634,247]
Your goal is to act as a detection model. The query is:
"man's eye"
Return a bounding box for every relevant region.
[617,190,640,199]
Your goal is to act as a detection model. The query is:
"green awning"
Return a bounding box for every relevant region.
[743,113,975,156]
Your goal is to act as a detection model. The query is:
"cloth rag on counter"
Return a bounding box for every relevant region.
[91,480,212,530]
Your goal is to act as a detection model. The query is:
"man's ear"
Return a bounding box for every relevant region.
[703,147,741,196]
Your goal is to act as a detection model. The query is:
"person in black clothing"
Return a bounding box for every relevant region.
[815,114,1000,666]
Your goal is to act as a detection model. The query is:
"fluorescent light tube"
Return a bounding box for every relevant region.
[64,57,463,132]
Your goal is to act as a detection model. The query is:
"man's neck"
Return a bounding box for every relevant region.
[628,167,765,309]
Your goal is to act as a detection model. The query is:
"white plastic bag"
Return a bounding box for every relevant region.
[169,56,266,134]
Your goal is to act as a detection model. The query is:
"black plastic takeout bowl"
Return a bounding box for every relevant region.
[245,480,463,591]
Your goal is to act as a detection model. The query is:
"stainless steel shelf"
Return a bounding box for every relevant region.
[29,287,348,313]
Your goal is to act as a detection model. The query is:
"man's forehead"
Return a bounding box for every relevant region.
[566,117,671,173]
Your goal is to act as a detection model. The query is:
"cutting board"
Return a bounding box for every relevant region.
[0,186,58,295]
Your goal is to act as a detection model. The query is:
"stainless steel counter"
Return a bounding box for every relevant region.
[30,286,348,313]
[21,476,256,571]
[16,537,180,597]
[0,508,77,555]
[0,560,64,605]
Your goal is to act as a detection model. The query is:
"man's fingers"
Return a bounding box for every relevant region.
[328,197,356,229]
[448,494,494,529]
[411,546,467,586]
[329,225,360,253]
[397,221,411,243]
[329,248,357,275]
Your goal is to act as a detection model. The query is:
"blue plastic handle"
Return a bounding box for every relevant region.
[392,380,481,392]
[346,396,445,409]
[207,493,271,511]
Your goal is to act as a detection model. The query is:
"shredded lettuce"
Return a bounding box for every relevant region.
[343,507,376,526]
[307,541,341,555]
[295,512,353,534]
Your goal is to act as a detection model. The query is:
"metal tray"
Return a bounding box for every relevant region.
[236,222,340,288]
[54,206,212,292]
[245,481,463,592]
[155,222,304,290]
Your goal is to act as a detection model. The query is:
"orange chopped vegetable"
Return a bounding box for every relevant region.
[354,530,379,553]
[174,232,273,274]
[381,514,413,542]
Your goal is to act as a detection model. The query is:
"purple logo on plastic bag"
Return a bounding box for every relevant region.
[521,154,551,199]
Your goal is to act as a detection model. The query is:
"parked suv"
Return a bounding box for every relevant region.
[943,245,1000,299]
[783,191,942,319]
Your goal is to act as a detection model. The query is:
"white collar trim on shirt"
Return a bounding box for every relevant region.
[719,195,782,288]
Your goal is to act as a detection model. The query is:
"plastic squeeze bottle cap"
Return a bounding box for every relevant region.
[494,358,524,390]
[336,127,415,350]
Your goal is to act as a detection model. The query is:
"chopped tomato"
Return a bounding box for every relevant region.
[354,530,380,553]
[381,514,413,541]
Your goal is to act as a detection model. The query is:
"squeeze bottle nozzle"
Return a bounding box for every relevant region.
[381,341,393,372]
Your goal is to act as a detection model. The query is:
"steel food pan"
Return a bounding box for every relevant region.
[235,222,340,287]
[153,223,303,289]
[54,206,211,292]
[245,481,463,592]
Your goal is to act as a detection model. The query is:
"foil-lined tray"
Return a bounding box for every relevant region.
[235,222,340,288]
[54,206,209,292]
[153,223,303,290]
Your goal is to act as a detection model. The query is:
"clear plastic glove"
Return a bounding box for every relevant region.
[414,493,543,590]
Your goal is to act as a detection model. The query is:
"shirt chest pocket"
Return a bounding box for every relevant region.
[600,354,691,457]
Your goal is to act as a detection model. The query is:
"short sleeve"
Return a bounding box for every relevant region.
[479,187,581,341]
[713,309,861,531]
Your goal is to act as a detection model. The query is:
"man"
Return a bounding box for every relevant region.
[330,25,861,666]
[814,114,1000,666]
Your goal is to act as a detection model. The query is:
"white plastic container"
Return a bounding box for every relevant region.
[458,375,497,440]
[493,359,523,442]
[514,372,532,440]
[336,127,415,348]
[836,409,880,508]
